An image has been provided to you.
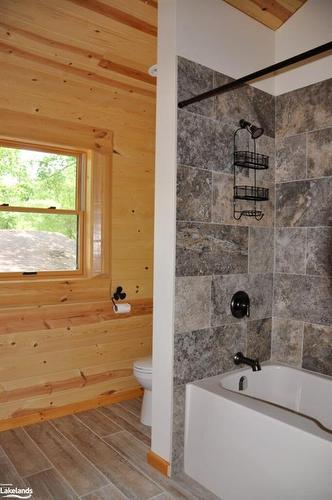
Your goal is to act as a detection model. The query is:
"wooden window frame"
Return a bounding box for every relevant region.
[0,138,111,282]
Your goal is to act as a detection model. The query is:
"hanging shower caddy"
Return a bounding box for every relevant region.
[233,119,269,221]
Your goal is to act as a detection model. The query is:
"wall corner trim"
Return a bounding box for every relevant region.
[147,450,170,476]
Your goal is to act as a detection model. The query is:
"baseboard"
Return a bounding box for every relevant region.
[0,387,143,432]
[147,450,170,477]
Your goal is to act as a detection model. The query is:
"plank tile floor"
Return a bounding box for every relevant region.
[0,398,219,500]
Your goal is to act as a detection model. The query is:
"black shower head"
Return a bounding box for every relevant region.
[239,119,264,139]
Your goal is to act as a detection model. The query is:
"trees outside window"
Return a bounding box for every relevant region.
[0,142,85,275]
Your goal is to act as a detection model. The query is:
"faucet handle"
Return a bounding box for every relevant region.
[231,291,250,319]
[233,352,244,365]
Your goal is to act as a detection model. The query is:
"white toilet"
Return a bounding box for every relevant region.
[133,356,152,426]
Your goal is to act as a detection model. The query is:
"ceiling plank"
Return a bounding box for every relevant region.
[67,0,157,36]
[1,0,156,68]
[98,58,155,85]
[1,23,155,86]
[250,0,291,22]
[138,0,158,8]
[223,0,307,30]
[0,42,155,98]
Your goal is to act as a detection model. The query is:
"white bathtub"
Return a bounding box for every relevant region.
[184,363,332,500]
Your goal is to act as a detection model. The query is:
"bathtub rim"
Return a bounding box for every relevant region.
[187,362,332,441]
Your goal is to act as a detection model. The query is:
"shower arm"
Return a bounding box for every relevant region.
[178,41,332,109]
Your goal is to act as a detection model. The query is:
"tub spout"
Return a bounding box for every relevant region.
[234,352,261,372]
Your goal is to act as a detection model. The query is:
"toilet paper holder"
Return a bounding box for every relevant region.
[111,286,126,311]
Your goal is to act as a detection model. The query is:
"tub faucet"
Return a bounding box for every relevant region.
[234,352,261,372]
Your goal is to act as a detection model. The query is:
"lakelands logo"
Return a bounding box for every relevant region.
[0,484,33,499]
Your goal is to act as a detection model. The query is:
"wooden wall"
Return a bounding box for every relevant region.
[0,0,156,427]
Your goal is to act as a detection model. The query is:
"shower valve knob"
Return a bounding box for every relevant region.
[230,291,250,319]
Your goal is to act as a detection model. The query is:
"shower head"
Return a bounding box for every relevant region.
[239,119,264,139]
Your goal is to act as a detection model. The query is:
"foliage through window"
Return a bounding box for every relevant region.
[0,141,85,275]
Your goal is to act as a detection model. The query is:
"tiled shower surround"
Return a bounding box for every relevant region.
[273,80,332,374]
[172,56,332,474]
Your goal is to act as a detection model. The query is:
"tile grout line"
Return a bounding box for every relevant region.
[98,433,169,497]
[0,440,28,488]
[67,413,160,493]
[23,424,98,498]
[117,401,142,420]
[100,405,151,439]
[22,465,54,480]
[46,419,113,495]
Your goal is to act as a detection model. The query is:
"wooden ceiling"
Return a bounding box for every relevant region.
[0,0,158,97]
[223,0,307,30]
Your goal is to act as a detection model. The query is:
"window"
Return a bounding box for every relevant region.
[0,140,85,277]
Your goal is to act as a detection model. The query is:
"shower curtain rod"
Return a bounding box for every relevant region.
[178,41,332,108]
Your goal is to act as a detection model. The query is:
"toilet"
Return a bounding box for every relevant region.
[133,356,152,426]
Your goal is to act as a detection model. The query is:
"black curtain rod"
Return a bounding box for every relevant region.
[178,41,332,108]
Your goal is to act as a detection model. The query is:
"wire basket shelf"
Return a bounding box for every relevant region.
[234,150,269,170]
[234,185,269,202]
[234,209,264,220]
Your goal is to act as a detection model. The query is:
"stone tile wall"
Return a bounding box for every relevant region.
[272,79,332,377]
[172,57,332,475]
[172,57,275,473]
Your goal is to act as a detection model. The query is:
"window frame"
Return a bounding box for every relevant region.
[0,138,86,280]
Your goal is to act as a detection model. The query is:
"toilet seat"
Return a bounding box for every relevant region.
[134,356,152,374]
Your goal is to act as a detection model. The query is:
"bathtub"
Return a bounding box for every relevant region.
[184,363,332,500]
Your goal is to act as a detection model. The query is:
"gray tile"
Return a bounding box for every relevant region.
[271,318,303,367]
[172,472,220,500]
[26,421,108,496]
[75,409,122,438]
[177,166,212,222]
[258,134,275,184]
[275,134,306,182]
[276,177,332,227]
[215,75,275,138]
[274,273,332,325]
[177,110,233,173]
[306,227,332,276]
[174,328,220,386]
[251,84,275,139]
[0,451,27,488]
[172,385,186,476]
[275,228,306,274]
[214,323,247,372]
[176,222,248,276]
[26,468,78,500]
[99,405,150,446]
[275,79,332,137]
[303,323,332,376]
[307,127,332,178]
[215,75,252,129]
[247,318,272,362]
[212,172,274,227]
[178,56,215,117]
[249,227,274,273]
[211,273,273,326]
[52,415,161,499]
[82,484,126,500]
[0,427,51,477]
[175,276,211,334]
[104,430,190,500]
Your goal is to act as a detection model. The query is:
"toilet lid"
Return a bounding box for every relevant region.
[134,356,152,373]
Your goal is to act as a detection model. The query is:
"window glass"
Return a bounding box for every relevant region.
[0,213,79,272]
[0,143,82,275]
[0,146,77,209]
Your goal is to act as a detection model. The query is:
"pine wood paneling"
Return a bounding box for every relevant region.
[0,0,156,427]
[223,0,307,30]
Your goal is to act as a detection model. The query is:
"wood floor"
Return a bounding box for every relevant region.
[0,398,218,500]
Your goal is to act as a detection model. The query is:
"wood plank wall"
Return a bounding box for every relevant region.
[0,0,156,426]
